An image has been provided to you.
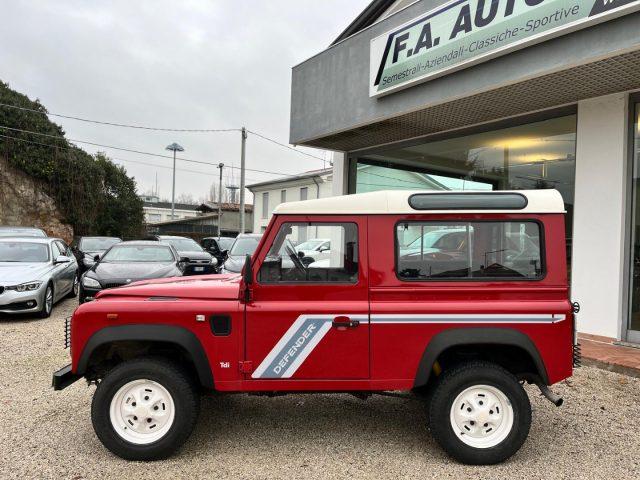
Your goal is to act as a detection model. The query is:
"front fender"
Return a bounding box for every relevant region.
[75,324,214,389]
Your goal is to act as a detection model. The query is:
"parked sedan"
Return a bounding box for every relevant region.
[0,237,78,318]
[220,233,262,274]
[0,226,47,237]
[79,241,185,304]
[72,236,122,275]
[156,235,217,275]
[295,238,331,262]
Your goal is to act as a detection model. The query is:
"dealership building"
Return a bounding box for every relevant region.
[289,0,640,344]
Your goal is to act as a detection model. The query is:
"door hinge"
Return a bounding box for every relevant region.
[239,361,253,374]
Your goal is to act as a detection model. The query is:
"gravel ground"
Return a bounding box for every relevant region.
[1,298,639,480]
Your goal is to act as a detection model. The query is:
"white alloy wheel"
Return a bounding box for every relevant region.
[109,379,176,445]
[449,384,514,449]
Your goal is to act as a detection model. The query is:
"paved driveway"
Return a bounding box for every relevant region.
[1,298,639,479]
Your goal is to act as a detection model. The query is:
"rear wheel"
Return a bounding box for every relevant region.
[428,361,531,465]
[91,358,200,460]
[66,273,79,298]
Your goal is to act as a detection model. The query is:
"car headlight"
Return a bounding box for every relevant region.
[6,281,42,292]
[82,277,101,288]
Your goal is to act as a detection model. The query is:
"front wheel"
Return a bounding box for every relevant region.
[428,361,531,465]
[91,358,200,460]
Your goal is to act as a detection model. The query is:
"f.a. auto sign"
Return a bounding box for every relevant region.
[370,0,640,97]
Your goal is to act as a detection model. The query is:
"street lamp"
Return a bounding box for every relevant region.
[165,142,184,220]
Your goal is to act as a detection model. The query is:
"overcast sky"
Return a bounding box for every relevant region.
[0,0,371,203]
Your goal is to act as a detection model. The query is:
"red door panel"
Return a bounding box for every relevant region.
[245,215,369,381]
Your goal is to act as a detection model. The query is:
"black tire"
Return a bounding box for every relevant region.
[66,272,79,298]
[91,358,200,461]
[428,361,531,465]
[78,286,87,304]
[37,283,53,318]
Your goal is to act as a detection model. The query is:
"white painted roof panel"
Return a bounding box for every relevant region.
[273,190,565,215]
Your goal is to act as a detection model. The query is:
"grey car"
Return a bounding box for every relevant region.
[0,237,79,318]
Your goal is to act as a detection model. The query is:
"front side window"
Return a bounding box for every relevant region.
[396,221,543,280]
[259,223,358,283]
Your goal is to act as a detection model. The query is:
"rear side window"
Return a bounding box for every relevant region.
[259,222,358,283]
[396,221,543,281]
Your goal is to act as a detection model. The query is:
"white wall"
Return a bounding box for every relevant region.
[572,93,629,339]
[251,175,333,233]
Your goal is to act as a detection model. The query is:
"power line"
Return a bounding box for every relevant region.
[0,102,239,133]
[246,129,326,162]
[0,102,327,162]
[0,126,308,179]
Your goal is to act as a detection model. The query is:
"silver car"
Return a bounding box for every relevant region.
[0,237,78,318]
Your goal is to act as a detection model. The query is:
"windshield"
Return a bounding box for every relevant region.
[80,237,121,251]
[101,245,175,263]
[296,240,324,251]
[230,237,260,256]
[0,242,50,262]
[0,227,46,237]
[163,238,203,252]
[217,238,234,250]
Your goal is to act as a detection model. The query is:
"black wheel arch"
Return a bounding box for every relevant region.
[413,327,549,389]
[77,324,214,389]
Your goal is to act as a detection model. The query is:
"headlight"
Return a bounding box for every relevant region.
[82,277,101,288]
[6,281,42,292]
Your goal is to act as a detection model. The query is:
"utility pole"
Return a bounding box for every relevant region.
[165,142,184,220]
[240,127,247,233]
[217,163,224,239]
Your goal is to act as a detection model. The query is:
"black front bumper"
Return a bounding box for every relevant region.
[52,364,81,390]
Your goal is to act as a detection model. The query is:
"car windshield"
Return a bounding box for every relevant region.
[101,245,175,263]
[0,227,46,237]
[163,238,203,252]
[0,242,50,262]
[80,237,121,251]
[296,240,324,251]
[217,238,234,250]
[230,237,260,256]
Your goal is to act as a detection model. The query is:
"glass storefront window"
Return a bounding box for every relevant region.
[628,103,640,335]
[354,114,577,269]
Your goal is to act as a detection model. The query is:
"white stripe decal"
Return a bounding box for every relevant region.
[369,313,565,324]
[251,313,564,379]
[252,314,368,379]
[281,321,333,378]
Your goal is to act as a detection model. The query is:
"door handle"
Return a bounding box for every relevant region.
[332,316,359,328]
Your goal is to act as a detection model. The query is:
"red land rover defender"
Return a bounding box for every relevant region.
[53,190,577,465]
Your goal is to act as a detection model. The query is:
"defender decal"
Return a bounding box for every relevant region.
[251,314,368,379]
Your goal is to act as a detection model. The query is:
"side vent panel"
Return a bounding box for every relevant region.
[210,315,231,336]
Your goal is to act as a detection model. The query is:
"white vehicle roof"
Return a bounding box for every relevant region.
[273,190,565,215]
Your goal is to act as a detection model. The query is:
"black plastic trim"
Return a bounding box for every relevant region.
[413,327,549,388]
[77,324,214,389]
[52,364,81,390]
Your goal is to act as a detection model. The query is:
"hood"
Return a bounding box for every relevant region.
[223,255,245,273]
[89,262,179,282]
[178,250,212,261]
[96,274,241,301]
[0,262,52,285]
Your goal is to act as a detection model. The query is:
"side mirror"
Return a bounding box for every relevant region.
[55,255,72,264]
[221,249,229,258]
[242,254,253,285]
[93,254,101,262]
[180,256,190,263]
[297,251,305,259]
